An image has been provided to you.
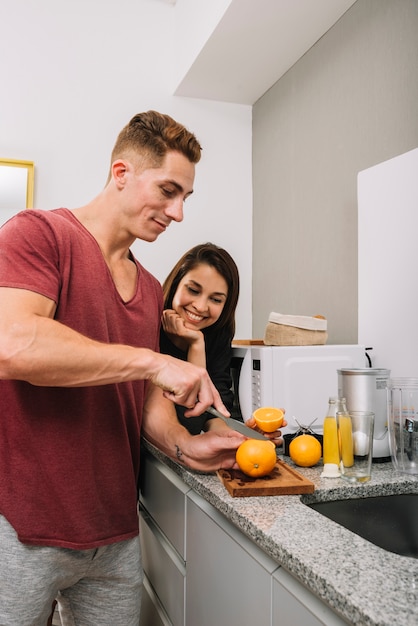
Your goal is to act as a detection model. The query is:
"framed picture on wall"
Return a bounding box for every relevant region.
[0,158,34,226]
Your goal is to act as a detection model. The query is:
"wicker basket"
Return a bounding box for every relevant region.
[264,313,328,346]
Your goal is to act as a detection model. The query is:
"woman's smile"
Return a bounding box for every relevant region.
[183,309,207,323]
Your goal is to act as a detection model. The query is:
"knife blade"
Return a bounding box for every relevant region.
[205,406,267,440]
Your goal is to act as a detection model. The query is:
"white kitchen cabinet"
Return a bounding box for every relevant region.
[141,576,171,626]
[358,147,418,377]
[272,568,348,626]
[186,491,277,626]
[139,451,191,626]
[140,449,191,559]
[140,508,185,626]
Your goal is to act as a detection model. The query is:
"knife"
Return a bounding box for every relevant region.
[205,406,267,440]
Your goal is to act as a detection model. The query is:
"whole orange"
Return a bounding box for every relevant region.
[289,434,322,467]
[236,439,277,478]
[253,407,284,433]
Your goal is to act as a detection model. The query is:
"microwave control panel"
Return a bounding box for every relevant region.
[251,358,262,412]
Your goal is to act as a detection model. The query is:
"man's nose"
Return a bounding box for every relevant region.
[165,198,184,223]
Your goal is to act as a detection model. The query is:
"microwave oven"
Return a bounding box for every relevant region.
[230,344,366,435]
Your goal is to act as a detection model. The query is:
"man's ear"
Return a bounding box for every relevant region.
[111,160,128,188]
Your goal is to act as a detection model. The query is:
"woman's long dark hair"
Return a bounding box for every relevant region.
[162,243,240,337]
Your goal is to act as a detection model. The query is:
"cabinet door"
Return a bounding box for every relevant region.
[186,492,277,626]
[140,450,190,559]
[140,508,186,626]
[141,575,173,626]
[272,568,349,626]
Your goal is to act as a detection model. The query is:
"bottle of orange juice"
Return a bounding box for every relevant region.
[337,398,354,467]
[321,397,341,477]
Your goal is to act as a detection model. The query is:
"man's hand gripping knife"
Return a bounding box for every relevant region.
[141,384,246,472]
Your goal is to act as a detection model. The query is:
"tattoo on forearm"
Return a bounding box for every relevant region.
[175,445,183,461]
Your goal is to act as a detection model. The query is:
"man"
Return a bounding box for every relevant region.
[0,111,246,625]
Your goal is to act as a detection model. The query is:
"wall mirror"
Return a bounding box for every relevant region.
[0,159,34,217]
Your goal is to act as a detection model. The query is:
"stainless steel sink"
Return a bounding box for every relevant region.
[305,494,418,559]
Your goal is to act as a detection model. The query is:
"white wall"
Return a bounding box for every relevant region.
[0,0,252,338]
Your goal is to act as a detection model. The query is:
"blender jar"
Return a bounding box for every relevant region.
[387,378,418,475]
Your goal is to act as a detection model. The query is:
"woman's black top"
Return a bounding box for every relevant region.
[159,324,233,435]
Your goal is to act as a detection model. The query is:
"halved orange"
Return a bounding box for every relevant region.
[253,407,284,433]
[236,439,277,477]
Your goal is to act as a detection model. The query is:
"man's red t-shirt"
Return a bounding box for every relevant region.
[0,209,162,548]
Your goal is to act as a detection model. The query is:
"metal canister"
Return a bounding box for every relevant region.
[337,368,391,458]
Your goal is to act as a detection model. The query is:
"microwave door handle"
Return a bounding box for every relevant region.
[238,349,253,422]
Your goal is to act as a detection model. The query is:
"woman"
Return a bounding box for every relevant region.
[160,243,239,434]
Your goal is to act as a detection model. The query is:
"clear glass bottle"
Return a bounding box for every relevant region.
[337,397,354,468]
[322,397,340,476]
[336,397,348,414]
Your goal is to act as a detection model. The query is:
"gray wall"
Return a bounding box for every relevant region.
[252,0,418,344]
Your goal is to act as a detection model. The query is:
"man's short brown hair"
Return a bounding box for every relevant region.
[110,110,202,172]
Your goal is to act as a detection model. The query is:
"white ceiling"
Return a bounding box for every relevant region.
[175,0,357,105]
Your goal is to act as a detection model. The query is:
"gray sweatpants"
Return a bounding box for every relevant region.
[0,515,143,626]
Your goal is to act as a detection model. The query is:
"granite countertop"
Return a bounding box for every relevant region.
[142,439,418,626]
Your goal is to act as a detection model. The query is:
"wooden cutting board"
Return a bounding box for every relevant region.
[217,458,315,497]
[232,339,265,345]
